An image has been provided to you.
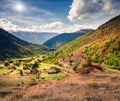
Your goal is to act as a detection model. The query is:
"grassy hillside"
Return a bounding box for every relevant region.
[0,28,51,60]
[43,15,120,69]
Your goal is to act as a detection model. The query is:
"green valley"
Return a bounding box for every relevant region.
[0,1,120,100]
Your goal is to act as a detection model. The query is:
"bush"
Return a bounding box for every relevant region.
[50,66,57,70]
[81,59,92,67]
[28,63,33,67]
[19,70,23,76]
[93,56,99,63]
[89,82,98,88]
[108,65,120,70]
[36,71,40,79]
[74,66,81,73]
[79,67,91,74]
[54,60,59,65]
[15,61,21,66]
[69,60,73,65]
[8,60,13,63]
[73,62,80,72]
[23,66,29,70]
[58,63,64,67]
[29,78,37,86]
[4,61,10,66]
[32,61,39,69]
[104,52,120,67]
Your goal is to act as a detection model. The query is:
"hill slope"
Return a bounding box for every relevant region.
[0,28,50,60]
[43,29,93,49]
[43,15,120,69]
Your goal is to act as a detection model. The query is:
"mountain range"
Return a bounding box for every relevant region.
[43,29,93,49]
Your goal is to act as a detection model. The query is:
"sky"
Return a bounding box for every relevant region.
[0,0,120,33]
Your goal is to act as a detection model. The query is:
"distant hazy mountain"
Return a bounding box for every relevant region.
[0,28,51,60]
[43,29,93,49]
[12,31,59,44]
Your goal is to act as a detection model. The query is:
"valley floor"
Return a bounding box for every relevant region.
[0,69,120,101]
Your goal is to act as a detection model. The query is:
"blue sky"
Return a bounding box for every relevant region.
[0,0,120,33]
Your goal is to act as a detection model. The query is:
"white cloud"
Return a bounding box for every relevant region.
[0,18,96,33]
[0,18,22,32]
[30,21,64,32]
[68,0,119,21]
[0,18,64,32]
[0,0,58,29]
[103,0,114,11]
[39,21,64,30]
[58,24,96,33]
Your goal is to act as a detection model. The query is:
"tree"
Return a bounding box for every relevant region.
[32,61,39,69]
[19,70,23,76]
[4,61,10,66]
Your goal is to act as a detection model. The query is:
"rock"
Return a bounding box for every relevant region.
[48,68,61,74]
[30,69,38,74]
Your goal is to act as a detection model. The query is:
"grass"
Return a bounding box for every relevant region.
[38,63,58,70]
[11,70,120,101]
[0,60,120,101]
[46,73,68,81]
[0,56,73,88]
[0,69,10,74]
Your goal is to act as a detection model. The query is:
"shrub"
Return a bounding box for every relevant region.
[73,60,92,74]
[50,66,57,70]
[28,63,33,67]
[108,65,120,70]
[89,82,98,88]
[19,70,23,76]
[23,66,29,70]
[4,61,10,66]
[16,83,20,87]
[36,71,40,79]
[69,60,73,65]
[8,60,13,63]
[104,52,120,67]
[54,60,59,65]
[58,63,64,67]
[74,66,81,73]
[79,67,91,74]
[73,62,80,72]
[29,78,37,86]
[81,59,92,67]
[32,61,39,69]
[15,61,21,66]
[93,56,99,63]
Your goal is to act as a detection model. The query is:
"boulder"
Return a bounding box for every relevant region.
[30,69,38,75]
[48,68,61,74]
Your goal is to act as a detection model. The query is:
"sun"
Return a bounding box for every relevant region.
[15,4,24,11]
[13,2,26,12]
